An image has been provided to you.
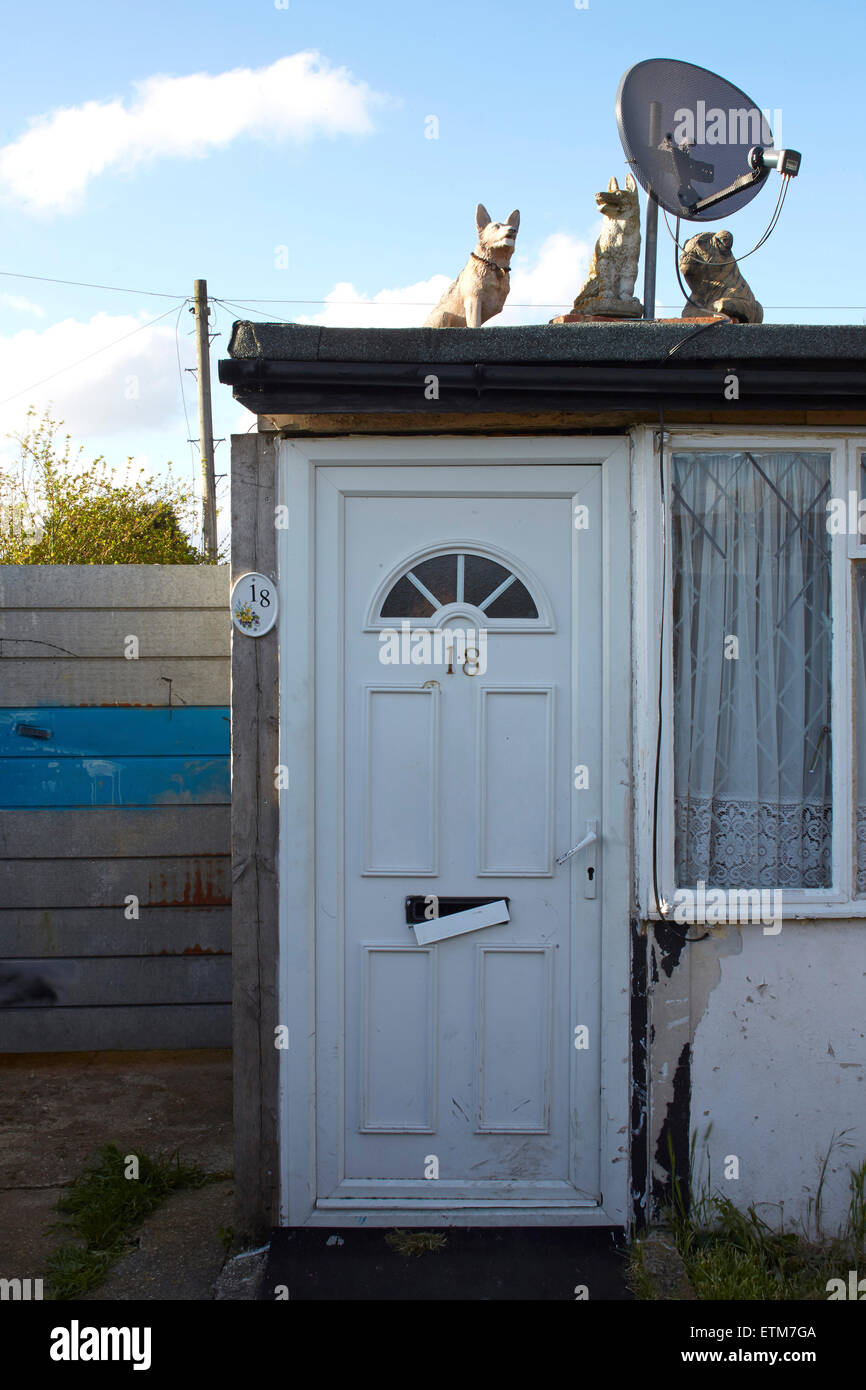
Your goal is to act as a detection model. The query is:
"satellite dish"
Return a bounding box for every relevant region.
[615,58,801,316]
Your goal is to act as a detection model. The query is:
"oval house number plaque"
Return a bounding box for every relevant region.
[231,572,278,637]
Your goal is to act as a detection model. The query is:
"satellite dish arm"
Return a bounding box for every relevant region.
[690,147,800,215]
[689,148,800,215]
[690,165,766,215]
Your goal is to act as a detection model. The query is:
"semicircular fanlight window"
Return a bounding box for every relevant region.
[380,551,539,620]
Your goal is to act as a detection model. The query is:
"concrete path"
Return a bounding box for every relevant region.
[0,1049,232,1297]
[80,1182,236,1301]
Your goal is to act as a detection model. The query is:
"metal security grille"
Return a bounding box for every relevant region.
[671,450,832,889]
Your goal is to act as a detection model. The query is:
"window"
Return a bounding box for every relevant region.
[855,450,866,894]
[855,565,866,893]
[379,550,539,621]
[635,434,866,916]
[671,450,833,890]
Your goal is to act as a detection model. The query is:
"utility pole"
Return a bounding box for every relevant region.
[192,279,218,560]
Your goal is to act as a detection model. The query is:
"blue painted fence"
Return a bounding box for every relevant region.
[0,708,231,808]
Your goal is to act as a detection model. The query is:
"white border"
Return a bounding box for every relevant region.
[276,435,632,1227]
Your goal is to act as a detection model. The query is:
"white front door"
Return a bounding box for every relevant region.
[280,440,631,1225]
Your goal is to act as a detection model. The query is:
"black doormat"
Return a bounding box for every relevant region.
[261,1226,633,1301]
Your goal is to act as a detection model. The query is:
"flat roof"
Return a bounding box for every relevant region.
[226,321,866,364]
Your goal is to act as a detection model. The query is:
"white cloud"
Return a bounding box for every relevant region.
[0,291,46,316]
[298,234,591,328]
[0,309,190,445]
[297,276,453,328]
[0,51,385,212]
[503,232,592,322]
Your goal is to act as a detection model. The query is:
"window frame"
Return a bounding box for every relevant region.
[634,426,864,921]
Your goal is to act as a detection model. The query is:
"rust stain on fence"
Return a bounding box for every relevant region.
[157,945,228,956]
[147,859,231,907]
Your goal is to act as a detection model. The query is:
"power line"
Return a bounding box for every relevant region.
[173,298,198,498]
[0,303,182,407]
[0,272,570,311]
[220,296,576,309]
[0,269,187,300]
[213,297,299,325]
[0,269,571,310]
[1,267,860,315]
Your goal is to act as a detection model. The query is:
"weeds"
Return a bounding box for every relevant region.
[218,1225,235,1255]
[45,1143,229,1300]
[626,1239,660,1300]
[630,1130,866,1301]
[385,1229,448,1257]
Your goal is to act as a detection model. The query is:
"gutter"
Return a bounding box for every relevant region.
[218,357,866,415]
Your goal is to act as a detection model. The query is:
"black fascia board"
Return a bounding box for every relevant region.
[218,355,866,415]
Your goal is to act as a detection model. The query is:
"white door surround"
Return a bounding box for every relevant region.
[276,436,631,1227]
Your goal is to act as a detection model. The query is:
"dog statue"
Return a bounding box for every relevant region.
[568,174,642,317]
[679,229,763,323]
[423,204,519,328]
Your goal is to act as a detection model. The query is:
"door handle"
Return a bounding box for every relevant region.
[556,820,598,865]
[557,819,599,899]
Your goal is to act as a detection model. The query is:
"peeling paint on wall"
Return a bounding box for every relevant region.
[652,1041,691,1213]
[644,918,750,1220]
[630,917,649,1226]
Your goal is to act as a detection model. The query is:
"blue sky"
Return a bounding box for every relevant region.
[0,0,863,546]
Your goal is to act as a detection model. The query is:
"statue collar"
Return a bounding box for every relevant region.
[471,252,509,275]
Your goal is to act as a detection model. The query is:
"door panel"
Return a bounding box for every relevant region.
[478,686,553,873]
[361,946,436,1132]
[364,686,439,873]
[315,466,604,1207]
[476,945,553,1132]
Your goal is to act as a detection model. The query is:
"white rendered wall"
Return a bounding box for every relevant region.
[689,923,866,1232]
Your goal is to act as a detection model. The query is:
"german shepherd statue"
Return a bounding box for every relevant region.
[569,173,642,316]
[424,204,519,328]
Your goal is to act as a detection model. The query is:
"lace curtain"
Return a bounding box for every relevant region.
[671,451,833,889]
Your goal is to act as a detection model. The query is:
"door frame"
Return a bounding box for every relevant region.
[275,435,632,1227]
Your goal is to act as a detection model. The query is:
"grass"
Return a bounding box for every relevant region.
[45,1143,230,1300]
[629,1129,866,1301]
[626,1239,660,1300]
[385,1229,448,1257]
